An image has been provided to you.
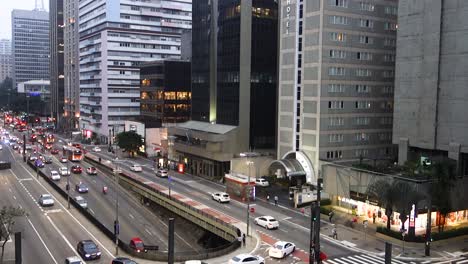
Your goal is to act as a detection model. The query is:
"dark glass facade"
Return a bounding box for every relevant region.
[140,60,191,125]
[50,0,64,124]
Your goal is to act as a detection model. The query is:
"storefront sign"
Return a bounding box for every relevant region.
[285,0,291,34]
[409,204,415,227]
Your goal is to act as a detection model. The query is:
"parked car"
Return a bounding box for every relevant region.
[211,192,230,203]
[112,257,137,264]
[65,256,82,264]
[129,164,142,172]
[59,167,70,176]
[268,241,296,259]
[38,194,54,207]
[92,146,101,152]
[75,182,89,193]
[86,166,97,175]
[50,170,61,181]
[75,196,88,209]
[229,254,264,264]
[60,156,68,163]
[76,240,101,260]
[155,169,168,178]
[50,148,59,154]
[255,178,269,187]
[71,165,83,174]
[254,216,279,230]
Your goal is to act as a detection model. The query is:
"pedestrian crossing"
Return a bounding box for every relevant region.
[433,257,468,264]
[323,254,412,264]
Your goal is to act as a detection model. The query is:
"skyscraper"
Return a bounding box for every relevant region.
[64,0,80,129]
[393,0,468,174]
[78,0,192,143]
[277,0,398,183]
[0,39,12,82]
[50,0,65,126]
[11,9,50,89]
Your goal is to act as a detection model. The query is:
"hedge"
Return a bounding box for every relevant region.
[376,226,468,242]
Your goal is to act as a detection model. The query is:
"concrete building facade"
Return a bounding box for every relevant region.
[78,0,192,143]
[0,39,12,82]
[277,0,398,183]
[64,0,80,129]
[11,9,50,89]
[50,0,65,127]
[393,0,468,174]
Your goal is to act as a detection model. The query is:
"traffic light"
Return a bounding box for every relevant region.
[311,202,318,222]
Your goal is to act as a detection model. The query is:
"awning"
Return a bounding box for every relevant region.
[270,158,306,177]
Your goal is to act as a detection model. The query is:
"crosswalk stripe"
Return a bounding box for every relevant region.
[347,256,371,264]
[457,259,468,264]
[356,254,384,263]
[324,254,413,264]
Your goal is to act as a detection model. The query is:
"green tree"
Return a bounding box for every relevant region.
[367,180,397,230]
[115,131,143,157]
[0,206,26,263]
[430,160,457,232]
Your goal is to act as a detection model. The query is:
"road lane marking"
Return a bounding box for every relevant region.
[129,213,134,219]
[282,217,292,221]
[26,217,59,264]
[12,195,16,200]
[46,215,87,264]
[89,209,95,215]
[145,228,152,235]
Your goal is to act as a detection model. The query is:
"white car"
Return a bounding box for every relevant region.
[0,145,3,150]
[211,192,230,203]
[50,170,61,181]
[65,256,82,264]
[38,194,54,206]
[254,216,279,230]
[255,178,269,187]
[60,156,68,163]
[229,254,264,264]
[92,146,101,152]
[130,164,142,172]
[59,167,70,176]
[75,196,88,209]
[268,241,296,259]
[156,169,168,178]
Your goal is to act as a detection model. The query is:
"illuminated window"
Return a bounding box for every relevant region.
[141,92,149,99]
[141,79,151,86]
[176,92,191,100]
[164,92,176,100]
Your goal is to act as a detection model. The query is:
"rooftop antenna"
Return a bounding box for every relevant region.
[34,0,45,11]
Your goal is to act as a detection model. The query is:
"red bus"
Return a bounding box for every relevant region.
[63,146,83,162]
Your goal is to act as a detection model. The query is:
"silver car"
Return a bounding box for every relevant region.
[75,196,88,209]
[38,194,54,207]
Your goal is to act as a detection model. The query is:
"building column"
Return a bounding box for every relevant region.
[398,138,409,165]
[449,142,461,174]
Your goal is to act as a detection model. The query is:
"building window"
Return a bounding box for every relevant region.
[330,32,346,42]
[298,37,303,51]
[329,134,344,143]
[356,85,370,93]
[384,6,398,15]
[380,101,393,110]
[359,35,374,44]
[329,117,344,126]
[297,70,302,84]
[382,86,394,94]
[355,132,369,141]
[383,70,395,78]
[298,54,302,68]
[384,38,396,47]
[355,101,371,109]
[327,150,343,159]
[359,19,374,28]
[329,67,346,76]
[299,21,303,35]
[329,15,349,25]
[328,84,346,93]
[328,101,344,109]
[360,2,375,11]
[384,22,398,31]
[329,50,346,59]
[299,4,304,18]
[355,117,370,125]
[355,149,369,157]
[356,69,372,77]
[380,117,393,125]
[330,0,348,8]
[379,132,392,141]
[384,54,396,62]
[357,52,372,61]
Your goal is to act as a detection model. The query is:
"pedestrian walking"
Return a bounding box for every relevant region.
[373,212,376,224]
[266,194,270,203]
[242,233,246,246]
[329,210,335,222]
[332,226,338,239]
[274,195,278,206]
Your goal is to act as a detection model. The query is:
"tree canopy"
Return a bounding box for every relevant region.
[0,206,26,262]
[115,131,143,157]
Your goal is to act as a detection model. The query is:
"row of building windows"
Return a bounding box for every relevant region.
[329,15,397,31]
[330,32,396,47]
[329,116,393,128]
[328,100,393,110]
[330,50,394,62]
[330,0,398,15]
[326,147,391,160]
[328,67,395,78]
[328,132,393,143]
[140,91,191,100]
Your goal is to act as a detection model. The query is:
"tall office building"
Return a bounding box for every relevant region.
[64,0,80,129]
[0,39,12,82]
[191,0,278,150]
[50,0,65,126]
[277,0,398,183]
[393,0,468,174]
[11,9,50,89]
[78,0,192,143]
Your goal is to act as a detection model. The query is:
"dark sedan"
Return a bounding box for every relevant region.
[77,240,101,260]
[75,182,89,193]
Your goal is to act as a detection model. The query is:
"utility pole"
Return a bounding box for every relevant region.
[168,218,175,264]
[246,160,254,237]
[310,176,323,264]
[425,200,432,256]
[66,161,70,209]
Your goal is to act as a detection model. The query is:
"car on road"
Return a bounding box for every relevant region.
[229,254,264,264]
[71,165,83,174]
[155,169,168,178]
[44,143,52,150]
[86,166,97,175]
[12,144,19,150]
[130,164,142,172]
[211,192,230,203]
[60,156,68,163]
[254,216,279,230]
[50,148,59,154]
[59,167,70,176]
[92,146,101,152]
[65,256,82,264]
[268,241,296,259]
[38,194,54,207]
[255,178,269,187]
[75,182,89,193]
[34,159,44,168]
[28,155,38,161]
[0,145,3,150]
[43,155,53,164]
[25,144,32,150]
[50,170,61,181]
[76,240,101,260]
[75,196,88,209]
[112,257,137,264]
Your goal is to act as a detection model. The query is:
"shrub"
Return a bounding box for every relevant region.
[321,198,332,206]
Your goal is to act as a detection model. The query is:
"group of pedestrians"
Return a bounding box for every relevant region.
[266,194,279,206]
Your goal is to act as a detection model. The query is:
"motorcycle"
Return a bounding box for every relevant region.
[102,186,108,194]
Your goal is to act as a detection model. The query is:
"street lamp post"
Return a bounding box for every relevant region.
[246,160,254,237]
[67,161,70,209]
[114,161,120,255]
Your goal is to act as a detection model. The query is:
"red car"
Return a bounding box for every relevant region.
[86,166,97,175]
[44,143,53,150]
[71,165,82,174]
[50,148,59,154]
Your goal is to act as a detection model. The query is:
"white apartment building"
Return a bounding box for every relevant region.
[0,39,11,82]
[78,0,191,143]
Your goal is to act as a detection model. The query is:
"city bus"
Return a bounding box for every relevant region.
[63,146,83,162]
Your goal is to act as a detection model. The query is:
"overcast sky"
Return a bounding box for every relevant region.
[0,0,50,39]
